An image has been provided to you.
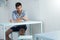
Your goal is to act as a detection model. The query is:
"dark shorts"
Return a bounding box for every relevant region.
[10,25,27,31]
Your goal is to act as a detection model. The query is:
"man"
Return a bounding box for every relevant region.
[6,2,29,40]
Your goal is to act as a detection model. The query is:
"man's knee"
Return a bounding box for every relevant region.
[6,29,13,36]
[19,28,26,35]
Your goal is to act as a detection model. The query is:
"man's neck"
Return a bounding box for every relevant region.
[17,10,22,15]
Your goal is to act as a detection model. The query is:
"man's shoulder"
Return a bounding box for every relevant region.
[12,10,17,13]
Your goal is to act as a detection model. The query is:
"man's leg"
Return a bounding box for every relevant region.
[18,25,27,35]
[5,29,13,40]
[19,28,26,35]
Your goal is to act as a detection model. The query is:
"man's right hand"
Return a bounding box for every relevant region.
[16,18,23,22]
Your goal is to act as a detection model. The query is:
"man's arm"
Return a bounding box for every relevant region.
[23,16,29,21]
[16,18,23,22]
[10,16,29,23]
[10,18,23,23]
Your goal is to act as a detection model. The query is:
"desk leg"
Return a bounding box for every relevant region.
[40,22,43,40]
[4,25,5,40]
[29,24,32,35]
[41,22,43,33]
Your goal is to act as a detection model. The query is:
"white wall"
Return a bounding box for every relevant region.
[39,0,60,32]
[0,7,9,23]
[26,0,60,32]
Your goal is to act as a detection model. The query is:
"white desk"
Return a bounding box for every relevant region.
[0,21,43,33]
[0,21,43,40]
[34,31,60,40]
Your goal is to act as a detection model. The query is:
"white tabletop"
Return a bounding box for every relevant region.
[35,31,60,40]
[0,21,42,26]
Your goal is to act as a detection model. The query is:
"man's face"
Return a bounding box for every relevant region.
[16,6,22,12]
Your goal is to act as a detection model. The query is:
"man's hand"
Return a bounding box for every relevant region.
[16,18,23,22]
[23,16,29,21]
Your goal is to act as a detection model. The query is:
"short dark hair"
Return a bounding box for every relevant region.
[15,2,22,8]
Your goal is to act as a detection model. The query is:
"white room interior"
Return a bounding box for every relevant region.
[0,0,60,40]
